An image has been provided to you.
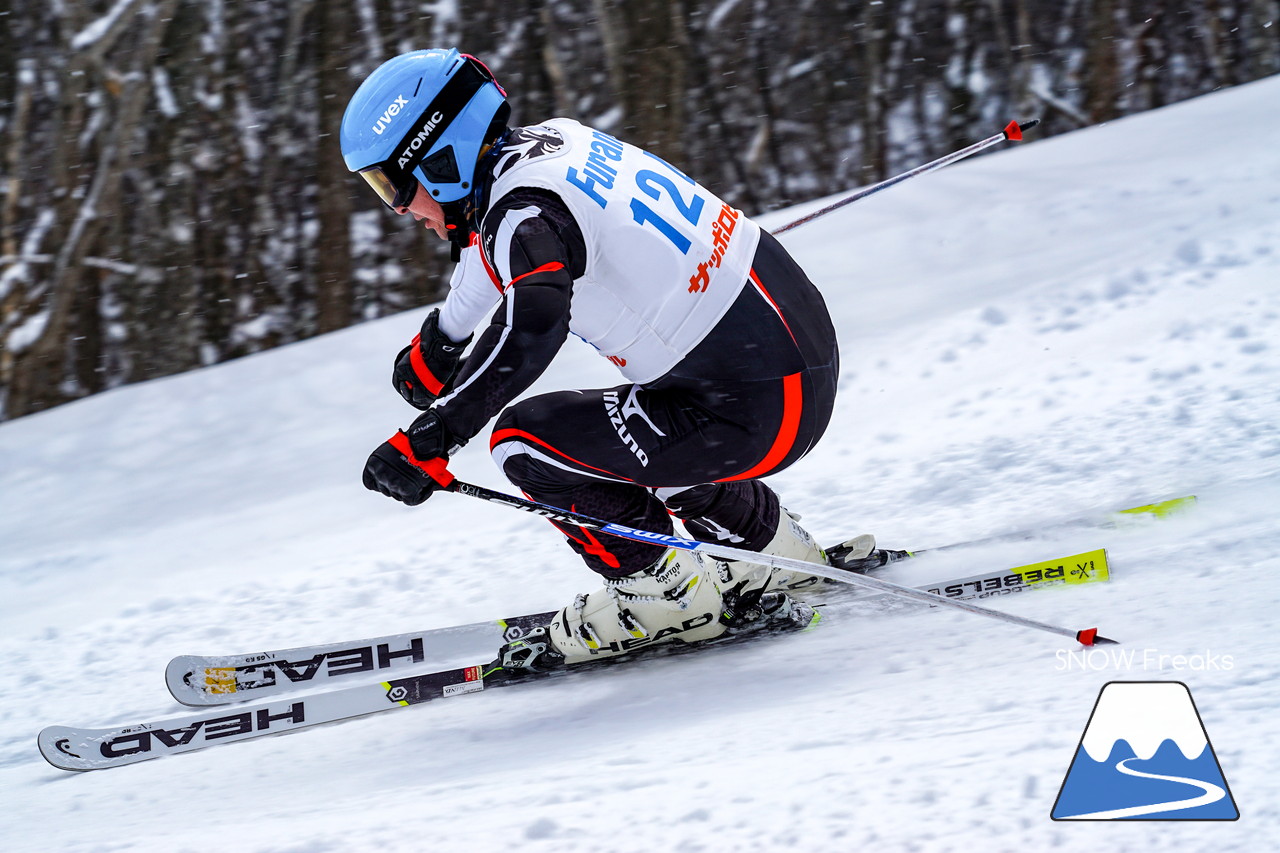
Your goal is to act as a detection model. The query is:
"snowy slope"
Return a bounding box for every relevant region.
[3,76,1279,852]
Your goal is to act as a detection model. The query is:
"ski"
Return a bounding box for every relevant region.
[165,610,556,706]
[44,547,1114,771]
[166,493,1181,707]
[830,495,1195,572]
[43,617,811,772]
[895,548,1107,600]
[167,548,1110,707]
[45,660,540,771]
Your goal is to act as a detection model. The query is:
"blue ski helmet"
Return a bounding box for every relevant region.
[340,49,508,209]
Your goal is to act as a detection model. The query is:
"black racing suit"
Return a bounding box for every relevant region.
[435,187,840,578]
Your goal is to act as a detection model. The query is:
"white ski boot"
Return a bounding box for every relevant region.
[498,545,821,670]
[539,549,728,666]
[711,508,876,597]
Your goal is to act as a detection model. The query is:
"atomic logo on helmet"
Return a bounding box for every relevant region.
[339,48,511,224]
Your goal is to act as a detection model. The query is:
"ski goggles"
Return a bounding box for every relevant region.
[356,54,504,210]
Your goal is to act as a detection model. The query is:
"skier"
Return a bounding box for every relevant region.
[341,49,866,670]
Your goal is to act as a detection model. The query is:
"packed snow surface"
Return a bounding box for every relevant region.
[3,77,1279,851]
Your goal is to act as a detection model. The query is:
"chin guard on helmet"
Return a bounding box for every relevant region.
[443,202,472,261]
[441,126,513,260]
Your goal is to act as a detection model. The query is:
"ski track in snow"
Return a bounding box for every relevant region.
[3,78,1280,851]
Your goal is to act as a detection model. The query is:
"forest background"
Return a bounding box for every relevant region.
[1,0,1276,420]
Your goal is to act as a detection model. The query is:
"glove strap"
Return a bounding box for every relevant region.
[388,431,455,488]
[407,334,446,396]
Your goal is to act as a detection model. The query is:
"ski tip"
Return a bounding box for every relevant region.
[1076,628,1119,646]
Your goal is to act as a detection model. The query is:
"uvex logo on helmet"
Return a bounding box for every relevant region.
[398,111,446,169]
[372,95,410,135]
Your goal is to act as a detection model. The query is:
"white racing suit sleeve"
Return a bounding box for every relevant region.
[438,242,503,343]
[432,206,576,444]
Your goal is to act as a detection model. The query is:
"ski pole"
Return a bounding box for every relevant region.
[772,119,1040,235]
[443,477,1116,646]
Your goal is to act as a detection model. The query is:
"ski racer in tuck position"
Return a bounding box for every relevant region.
[341,49,870,670]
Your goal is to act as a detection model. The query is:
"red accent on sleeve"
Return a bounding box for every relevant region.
[505,261,566,291]
[471,232,503,292]
[1004,120,1023,141]
[1076,628,1098,646]
[407,333,445,395]
[388,431,455,488]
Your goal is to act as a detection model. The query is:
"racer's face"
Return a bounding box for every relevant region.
[396,184,448,241]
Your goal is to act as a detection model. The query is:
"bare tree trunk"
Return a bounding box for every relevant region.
[1010,0,1037,118]
[1133,1,1164,111]
[679,0,760,211]
[1084,0,1120,122]
[860,0,890,181]
[540,2,573,116]
[1248,0,1280,75]
[594,0,688,163]
[7,0,178,416]
[315,0,356,335]
[944,0,980,152]
[592,0,627,120]
[2,59,33,259]
[746,0,797,198]
[1197,0,1235,86]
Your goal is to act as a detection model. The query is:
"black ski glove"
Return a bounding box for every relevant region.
[362,410,463,506]
[392,308,472,410]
